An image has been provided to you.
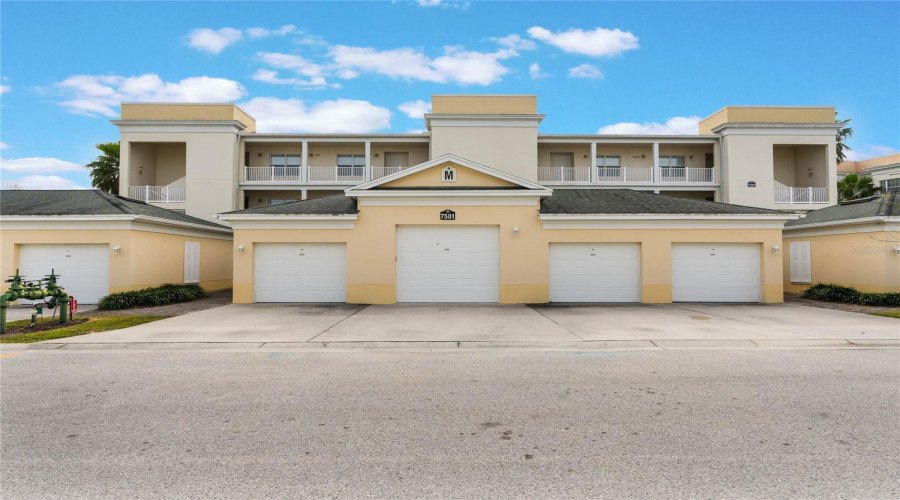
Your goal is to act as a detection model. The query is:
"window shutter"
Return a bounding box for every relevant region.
[790,241,811,283]
[184,242,200,284]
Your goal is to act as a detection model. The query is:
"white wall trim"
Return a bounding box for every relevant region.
[540,218,789,230]
[112,120,246,134]
[0,214,232,239]
[242,135,430,143]
[538,213,797,221]
[715,124,839,136]
[218,214,358,222]
[228,219,357,230]
[358,196,542,207]
[425,114,545,129]
[538,135,719,144]
[346,153,552,193]
[783,220,895,238]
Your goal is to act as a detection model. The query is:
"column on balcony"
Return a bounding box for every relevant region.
[589,141,598,184]
[301,140,308,184]
[364,141,372,182]
[652,142,660,186]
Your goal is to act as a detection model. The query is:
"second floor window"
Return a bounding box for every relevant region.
[596,156,621,169]
[881,178,900,191]
[270,154,301,170]
[337,154,366,178]
[659,155,686,168]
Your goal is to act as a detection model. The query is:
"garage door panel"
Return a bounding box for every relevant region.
[672,243,760,303]
[254,243,346,302]
[396,226,499,303]
[550,243,641,302]
[19,244,109,304]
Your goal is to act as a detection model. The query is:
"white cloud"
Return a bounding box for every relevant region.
[529,62,548,79]
[240,97,391,133]
[0,142,8,149]
[598,116,702,135]
[398,100,431,119]
[845,145,899,162]
[0,85,10,94]
[528,26,639,57]
[0,157,82,174]
[257,52,328,78]
[188,27,243,54]
[4,175,87,190]
[568,63,603,79]
[252,69,332,88]
[494,34,536,51]
[330,45,515,86]
[55,74,247,117]
[247,25,296,38]
[416,0,471,9]
[406,128,429,134]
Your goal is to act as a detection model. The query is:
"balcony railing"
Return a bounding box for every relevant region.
[537,166,712,184]
[774,187,829,204]
[596,167,653,183]
[659,167,715,183]
[371,166,408,180]
[538,166,591,183]
[245,166,300,182]
[128,185,186,203]
[308,166,366,183]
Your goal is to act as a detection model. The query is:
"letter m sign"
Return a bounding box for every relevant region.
[441,166,456,182]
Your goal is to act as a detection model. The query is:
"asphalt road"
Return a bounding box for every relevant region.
[2,347,898,499]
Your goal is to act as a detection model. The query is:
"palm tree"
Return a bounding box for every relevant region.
[85,142,120,195]
[835,113,853,164]
[836,173,879,202]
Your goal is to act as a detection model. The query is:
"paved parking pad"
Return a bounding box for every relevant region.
[46,301,898,345]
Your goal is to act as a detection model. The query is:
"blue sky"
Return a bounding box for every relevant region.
[1,0,898,189]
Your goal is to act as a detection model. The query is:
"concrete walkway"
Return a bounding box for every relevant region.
[15,302,896,350]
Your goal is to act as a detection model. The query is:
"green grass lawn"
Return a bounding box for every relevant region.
[1,315,168,344]
[870,311,900,319]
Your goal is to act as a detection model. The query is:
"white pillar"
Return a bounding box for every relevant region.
[590,141,597,184]
[301,140,308,184]
[364,140,372,182]
[652,142,660,184]
[301,189,308,201]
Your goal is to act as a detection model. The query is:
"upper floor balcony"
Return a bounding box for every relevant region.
[243,165,408,184]
[537,166,715,185]
[128,185,186,203]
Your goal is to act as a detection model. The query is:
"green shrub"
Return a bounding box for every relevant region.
[98,283,207,310]
[801,283,900,308]
[801,283,861,303]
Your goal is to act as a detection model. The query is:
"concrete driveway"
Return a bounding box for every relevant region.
[51,302,900,345]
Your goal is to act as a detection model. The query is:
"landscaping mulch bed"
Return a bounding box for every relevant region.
[84,288,233,317]
[2,317,90,336]
[784,293,900,315]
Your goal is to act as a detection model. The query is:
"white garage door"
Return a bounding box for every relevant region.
[19,244,109,304]
[254,243,346,302]
[549,243,641,302]
[672,243,760,302]
[396,226,499,302]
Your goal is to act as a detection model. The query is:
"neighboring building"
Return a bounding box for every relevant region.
[220,154,795,305]
[114,96,840,224]
[837,153,900,192]
[0,190,233,303]
[783,191,900,293]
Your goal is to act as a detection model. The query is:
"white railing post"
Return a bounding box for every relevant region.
[590,142,597,184]
[164,186,169,202]
[652,142,660,183]
[145,186,149,202]
[808,187,812,203]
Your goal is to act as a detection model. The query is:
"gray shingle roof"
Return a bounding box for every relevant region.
[785,192,899,227]
[221,193,358,215]
[0,190,230,229]
[540,189,784,215]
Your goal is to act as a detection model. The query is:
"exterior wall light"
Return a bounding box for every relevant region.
[513,226,520,236]
[893,246,900,255]
[237,244,245,254]
[112,245,121,255]
[771,244,780,254]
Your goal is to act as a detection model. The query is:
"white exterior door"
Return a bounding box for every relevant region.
[549,243,641,302]
[254,243,347,302]
[671,243,760,302]
[396,226,499,302]
[18,244,109,304]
